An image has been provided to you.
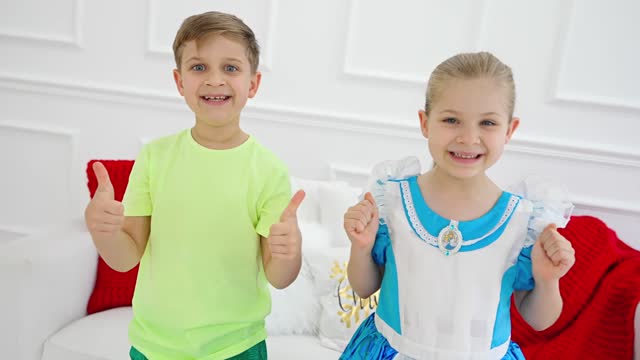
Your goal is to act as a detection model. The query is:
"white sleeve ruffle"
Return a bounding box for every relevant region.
[363,156,421,223]
[509,176,574,248]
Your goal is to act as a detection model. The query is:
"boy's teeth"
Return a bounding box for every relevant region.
[454,152,477,159]
[204,96,227,100]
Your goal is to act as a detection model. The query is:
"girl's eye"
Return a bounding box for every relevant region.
[192,64,205,72]
[481,120,496,126]
[224,64,238,72]
[444,117,458,124]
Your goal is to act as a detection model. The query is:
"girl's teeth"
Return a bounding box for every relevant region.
[454,152,477,159]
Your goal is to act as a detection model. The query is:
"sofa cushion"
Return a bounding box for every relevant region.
[266,255,319,336]
[267,335,341,359]
[41,307,341,360]
[42,307,132,360]
[85,160,139,315]
[317,181,360,247]
[306,247,379,353]
[290,177,325,223]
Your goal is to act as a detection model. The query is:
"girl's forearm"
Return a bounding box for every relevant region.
[347,246,382,299]
[517,281,563,331]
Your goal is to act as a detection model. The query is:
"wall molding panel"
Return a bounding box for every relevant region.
[328,162,370,182]
[550,0,640,111]
[342,0,488,85]
[1,72,639,172]
[0,121,79,234]
[0,121,79,192]
[0,0,84,47]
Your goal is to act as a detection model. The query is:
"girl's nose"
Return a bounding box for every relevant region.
[457,128,480,144]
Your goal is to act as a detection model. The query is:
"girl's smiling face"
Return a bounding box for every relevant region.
[420,77,519,180]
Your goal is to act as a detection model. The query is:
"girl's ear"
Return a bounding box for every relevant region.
[505,117,520,143]
[419,110,429,138]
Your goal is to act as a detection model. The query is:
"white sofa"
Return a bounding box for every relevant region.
[1,177,639,360]
[0,177,363,360]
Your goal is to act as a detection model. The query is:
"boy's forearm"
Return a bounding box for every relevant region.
[91,230,142,272]
[347,246,382,299]
[264,253,301,289]
[517,281,563,330]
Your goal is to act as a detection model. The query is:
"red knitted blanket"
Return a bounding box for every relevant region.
[511,216,640,359]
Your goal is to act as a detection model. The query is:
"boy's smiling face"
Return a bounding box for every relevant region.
[173,35,260,128]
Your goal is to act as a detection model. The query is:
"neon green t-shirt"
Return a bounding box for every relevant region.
[122,129,291,360]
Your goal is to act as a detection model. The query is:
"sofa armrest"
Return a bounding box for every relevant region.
[0,218,97,360]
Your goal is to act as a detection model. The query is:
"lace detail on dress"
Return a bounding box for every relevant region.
[399,180,519,249]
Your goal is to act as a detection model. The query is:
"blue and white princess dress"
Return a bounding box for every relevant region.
[340,157,573,360]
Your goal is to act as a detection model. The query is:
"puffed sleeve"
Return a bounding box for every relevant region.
[511,176,574,248]
[511,177,574,290]
[364,157,421,265]
[363,156,421,225]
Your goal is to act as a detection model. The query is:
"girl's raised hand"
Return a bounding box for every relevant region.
[343,192,379,251]
[532,224,576,283]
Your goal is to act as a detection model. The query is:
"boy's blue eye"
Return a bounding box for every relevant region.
[192,64,205,71]
[224,64,238,72]
[444,117,458,124]
[481,120,496,126]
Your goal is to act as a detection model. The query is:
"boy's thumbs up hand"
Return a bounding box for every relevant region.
[279,190,305,222]
[84,162,125,239]
[268,190,305,260]
[93,161,114,197]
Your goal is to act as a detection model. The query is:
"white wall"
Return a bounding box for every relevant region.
[1,0,639,247]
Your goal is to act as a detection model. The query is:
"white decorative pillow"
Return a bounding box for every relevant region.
[266,258,319,336]
[265,218,346,335]
[317,182,361,247]
[305,247,380,352]
[290,176,325,223]
[299,222,333,250]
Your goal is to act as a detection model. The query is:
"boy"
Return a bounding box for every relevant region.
[84,11,304,360]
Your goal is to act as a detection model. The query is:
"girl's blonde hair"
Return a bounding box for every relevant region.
[424,52,515,118]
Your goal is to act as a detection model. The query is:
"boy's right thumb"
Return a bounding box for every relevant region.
[93,162,114,196]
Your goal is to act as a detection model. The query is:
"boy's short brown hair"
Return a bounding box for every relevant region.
[172,11,260,73]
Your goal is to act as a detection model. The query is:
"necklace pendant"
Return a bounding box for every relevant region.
[438,220,462,256]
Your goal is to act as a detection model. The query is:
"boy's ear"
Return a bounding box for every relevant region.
[173,69,185,96]
[248,71,262,99]
[505,117,520,143]
[418,110,429,138]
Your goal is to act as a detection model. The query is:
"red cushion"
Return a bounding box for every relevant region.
[511,215,640,358]
[86,159,139,314]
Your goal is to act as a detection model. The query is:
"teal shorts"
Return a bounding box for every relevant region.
[130,340,267,360]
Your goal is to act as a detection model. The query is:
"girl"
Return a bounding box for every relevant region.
[340,52,575,360]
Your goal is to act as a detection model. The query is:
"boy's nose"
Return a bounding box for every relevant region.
[204,72,225,87]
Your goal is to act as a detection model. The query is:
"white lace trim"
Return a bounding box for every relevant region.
[399,180,519,248]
